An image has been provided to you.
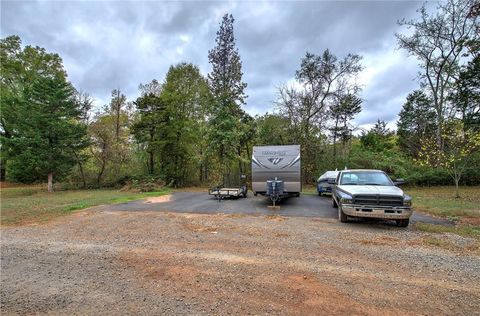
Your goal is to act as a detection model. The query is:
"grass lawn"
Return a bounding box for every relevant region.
[1,185,170,226]
[405,186,480,219]
[405,186,480,239]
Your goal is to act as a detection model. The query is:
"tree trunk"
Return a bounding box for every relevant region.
[47,173,53,192]
[0,158,6,182]
[454,177,460,198]
[97,159,106,186]
[149,150,154,175]
[333,117,339,160]
[74,151,87,189]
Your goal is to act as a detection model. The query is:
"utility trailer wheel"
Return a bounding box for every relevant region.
[332,196,338,208]
[338,206,348,223]
[396,219,409,227]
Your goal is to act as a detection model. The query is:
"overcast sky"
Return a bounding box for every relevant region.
[1,0,427,131]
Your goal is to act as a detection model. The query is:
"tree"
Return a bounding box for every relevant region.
[360,120,395,152]
[208,14,248,176]
[451,55,480,131]
[0,35,67,182]
[396,0,478,150]
[329,93,362,159]
[397,90,437,157]
[132,91,165,175]
[158,63,211,186]
[71,91,94,188]
[416,120,480,197]
[88,90,132,186]
[208,14,247,106]
[110,89,127,141]
[8,75,88,191]
[255,113,293,146]
[276,50,363,182]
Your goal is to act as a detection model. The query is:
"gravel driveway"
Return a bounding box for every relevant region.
[1,192,478,315]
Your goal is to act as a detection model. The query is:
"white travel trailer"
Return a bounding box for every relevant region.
[252,145,301,202]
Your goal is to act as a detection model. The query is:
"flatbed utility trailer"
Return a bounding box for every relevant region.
[208,187,247,201]
[208,175,247,202]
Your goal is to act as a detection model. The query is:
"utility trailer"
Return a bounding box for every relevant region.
[208,175,247,202]
[252,145,301,205]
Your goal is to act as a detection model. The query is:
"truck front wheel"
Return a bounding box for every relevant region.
[396,219,409,227]
[338,206,348,223]
[332,196,338,208]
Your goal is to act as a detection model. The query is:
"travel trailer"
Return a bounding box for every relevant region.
[251,145,301,203]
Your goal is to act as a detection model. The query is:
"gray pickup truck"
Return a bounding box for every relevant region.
[331,169,412,227]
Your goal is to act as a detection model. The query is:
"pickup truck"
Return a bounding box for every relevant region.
[331,169,412,227]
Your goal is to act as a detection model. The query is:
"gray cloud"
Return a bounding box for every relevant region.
[1,0,423,125]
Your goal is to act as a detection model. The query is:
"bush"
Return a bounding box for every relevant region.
[118,175,166,192]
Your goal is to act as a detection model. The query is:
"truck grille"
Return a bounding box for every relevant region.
[353,195,403,206]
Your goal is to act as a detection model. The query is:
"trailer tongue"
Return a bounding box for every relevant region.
[266,178,284,206]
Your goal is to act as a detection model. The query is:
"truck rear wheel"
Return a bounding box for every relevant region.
[396,219,409,227]
[339,206,348,223]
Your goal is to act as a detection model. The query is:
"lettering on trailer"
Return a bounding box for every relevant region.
[267,157,284,165]
[261,151,287,156]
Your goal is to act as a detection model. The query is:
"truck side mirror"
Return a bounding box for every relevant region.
[394,178,405,186]
[327,178,336,185]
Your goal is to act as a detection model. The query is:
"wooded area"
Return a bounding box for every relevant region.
[1,0,479,195]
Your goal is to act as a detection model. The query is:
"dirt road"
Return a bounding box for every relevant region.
[1,201,478,315]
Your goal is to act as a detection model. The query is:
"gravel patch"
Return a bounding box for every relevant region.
[1,210,479,315]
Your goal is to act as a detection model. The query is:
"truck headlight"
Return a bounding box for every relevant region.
[340,196,353,204]
[403,195,412,207]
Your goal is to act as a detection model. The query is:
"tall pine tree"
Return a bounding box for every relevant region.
[208,14,248,178]
[9,75,88,191]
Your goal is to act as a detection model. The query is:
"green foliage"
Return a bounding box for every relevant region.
[255,113,293,145]
[5,73,88,185]
[88,93,134,186]
[131,85,165,174]
[158,63,212,186]
[360,120,395,152]
[397,90,437,157]
[1,35,74,185]
[452,55,480,130]
[207,14,252,179]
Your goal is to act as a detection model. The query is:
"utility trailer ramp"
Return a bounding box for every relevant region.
[252,145,301,199]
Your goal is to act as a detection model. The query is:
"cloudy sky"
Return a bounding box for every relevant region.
[1,0,427,131]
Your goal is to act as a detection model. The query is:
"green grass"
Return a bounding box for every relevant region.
[0,185,170,226]
[405,186,480,218]
[414,222,480,239]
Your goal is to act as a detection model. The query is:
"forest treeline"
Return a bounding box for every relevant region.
[1,0,479,194]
